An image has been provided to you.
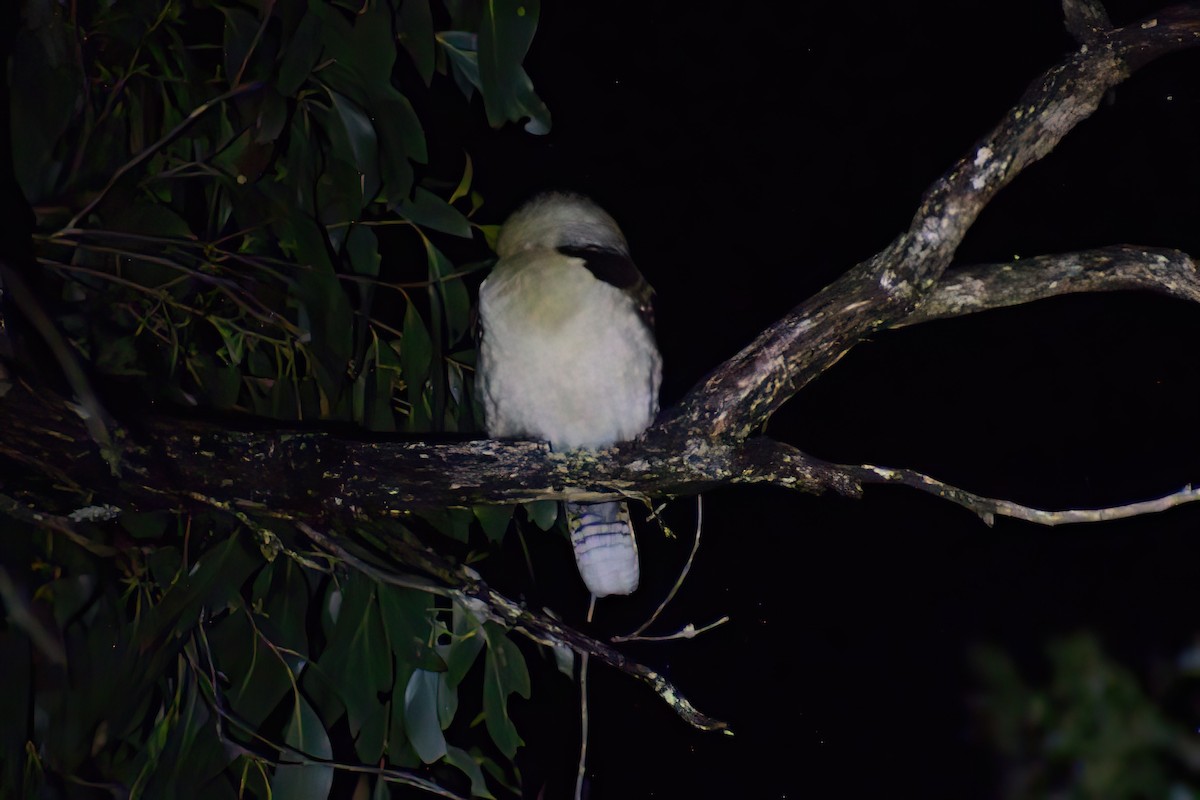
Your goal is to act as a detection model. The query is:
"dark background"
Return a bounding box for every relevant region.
[4,1,1200,798]
[445,1,1200,797]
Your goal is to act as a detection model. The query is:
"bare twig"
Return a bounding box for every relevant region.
[842,463,1200,526]
[614,616,731,644]
[616,495,709,641]
[295,520,449,596]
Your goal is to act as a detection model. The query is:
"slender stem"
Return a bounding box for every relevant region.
[65,81,264,230]
[619,495,704,640]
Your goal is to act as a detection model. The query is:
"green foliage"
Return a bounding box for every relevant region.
[5,0,552,796]
[973,633,1200,798]
[13,0,545,429]
[5,513,527,798]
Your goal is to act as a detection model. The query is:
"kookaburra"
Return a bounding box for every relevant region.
[477,193,661,597]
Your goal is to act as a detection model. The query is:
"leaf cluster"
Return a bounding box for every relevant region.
[3,510,537,798]
[4,0,555,797]
[14,0,545,430]
[973,634,1200,799]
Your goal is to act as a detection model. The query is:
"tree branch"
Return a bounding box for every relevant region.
[297,521,729,731]
[666,6,1200,440]
[1063,0,1113,43]
[898,245,1200,327]
[839,462,1200,527]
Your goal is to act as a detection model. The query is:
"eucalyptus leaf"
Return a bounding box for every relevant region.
[449,152,474,205]
[193,355,242,410]
[523,500,560,531]
[271,695,334,800]
[377,584,445,672]
[276,7,324,95]
[424,238,472,346]
[259,559,312,656]
[120,511,173,540]
[141,532,261,645]
[437,31,482,98]
[254,86,288,144]
[318,574,392,739]
[329,90,381,197]
[400,187,472,238]
[473,505,514,543]
[222,7,259,85]
[477,0,551,133]
[445,746,496,799]
[419,508,474,543]
[401,302,433,429]
[280,217,354,397]
[398,0,435,84]
[345,224,382,276]
[362,358,398,432]
[481,623,531,759]
[206,611,294,729]
[553,644,576,679]
[403,669,448,764]
[9,14,81,203]
[446,602,486,689]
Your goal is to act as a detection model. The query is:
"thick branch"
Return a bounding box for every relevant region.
[0,375,860,513]
[668,6,1200,441]
[1063,0,1113,43]
[898,245,1200,327]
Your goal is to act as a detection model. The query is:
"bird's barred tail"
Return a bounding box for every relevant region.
[565,500,639,597]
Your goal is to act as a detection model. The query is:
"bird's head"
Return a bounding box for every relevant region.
[496,192,628,258]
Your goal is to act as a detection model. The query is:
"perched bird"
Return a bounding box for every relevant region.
[476,193,661,597]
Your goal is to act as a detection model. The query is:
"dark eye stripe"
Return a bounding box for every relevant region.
[557,244,656,331]
[557,245,641,291]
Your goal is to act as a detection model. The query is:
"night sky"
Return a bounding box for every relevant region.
[442,1,1200,797]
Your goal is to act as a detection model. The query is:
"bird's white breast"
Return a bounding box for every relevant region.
[478,250,661,451]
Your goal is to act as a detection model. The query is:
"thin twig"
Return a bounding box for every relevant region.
[66,81,264,229]
[231,0,274,86]
[0,495,120,557]
[295,520,448,596]
[845,463,1200,526]
[616,495,706,641]
[186,643,470,800]
[0,565,67,665]
[576,594,596,800]
[614,616,731,643]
